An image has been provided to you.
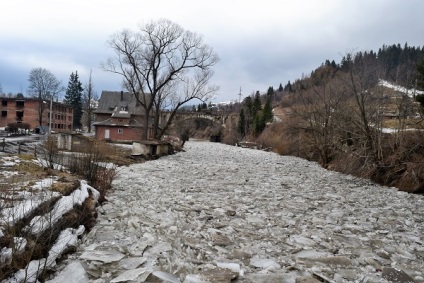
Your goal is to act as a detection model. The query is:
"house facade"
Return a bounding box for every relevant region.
[94,91,153,141]
[0,97,73,132]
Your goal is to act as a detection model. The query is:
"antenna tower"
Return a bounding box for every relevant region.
[238,87,242,103]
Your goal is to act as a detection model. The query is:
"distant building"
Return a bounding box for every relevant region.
[0,97,73,132]
[93,91,154,141]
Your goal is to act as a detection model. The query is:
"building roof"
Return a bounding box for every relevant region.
[112,111,131,118]
[0,96,72,108]
[95,91,150,116]
[93,117,144,128]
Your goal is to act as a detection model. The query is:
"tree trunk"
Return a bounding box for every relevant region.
[157,107,179,140]
[142,116,149,140]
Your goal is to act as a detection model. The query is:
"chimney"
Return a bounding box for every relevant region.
[120,91,124,101]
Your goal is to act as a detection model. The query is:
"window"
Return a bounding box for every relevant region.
[15,101,25,108]
[1,111,7,117]
[118,128,123,134]
[118,119,123,122]
[1,100,7,106]
[16,110,24,122]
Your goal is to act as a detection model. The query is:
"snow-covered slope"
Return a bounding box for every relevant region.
[379,80,424,97]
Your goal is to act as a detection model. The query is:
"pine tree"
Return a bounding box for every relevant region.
[284,81,293,92]
[417,59,424,90]
[263,98,273,123]
[267,86,274,96]
[278,83,283,92]
[253,92,262,117]
[64,71,84,130]
[253,110,265,136]
[238,108,246,137]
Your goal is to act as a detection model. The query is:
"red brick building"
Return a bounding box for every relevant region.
[94,91,153,141]
[0,97,74,133]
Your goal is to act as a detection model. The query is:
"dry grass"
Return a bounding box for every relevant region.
[383,118,424,129]
[256,123,295,155]
[50,178,79,195]
[252,111,424,194]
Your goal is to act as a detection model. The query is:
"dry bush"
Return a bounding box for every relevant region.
[379,131,424,193]
[66,139,119,201]
[69,141,115,182]
[50,179,79,195]
[14,160,47,179]
[328,131,424,193]
[256,123,290,155]
[40,136,63,169]
[91,167,117,203]
[221,126,238,145]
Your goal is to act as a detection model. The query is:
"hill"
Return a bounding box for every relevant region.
[217,43,424,193]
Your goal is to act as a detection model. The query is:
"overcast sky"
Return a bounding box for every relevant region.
[0,0,423,103]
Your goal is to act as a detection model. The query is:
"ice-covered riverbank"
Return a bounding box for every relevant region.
[49,141,424,282]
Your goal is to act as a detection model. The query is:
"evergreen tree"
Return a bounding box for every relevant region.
[64,71,84,130]
[417,59,424,90]
[340,53,352,71]
[416,94,424,108]
[253,110,266,136]
[263,97,273,123]
[278,83,283,92]
[253,92,262,116]
[284,81,293,92]
[267,86,274,96]
[244,96,253,117]
[238,108,246,137]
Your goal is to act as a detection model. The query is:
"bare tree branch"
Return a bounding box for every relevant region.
[102,19,219,140]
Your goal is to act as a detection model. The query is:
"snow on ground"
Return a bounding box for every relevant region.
[26,181,98,235]
[48,141,424,282]
[2,181,99,283]
[0,177,58,225]
[4,226,86,283]
[379,80,424,97]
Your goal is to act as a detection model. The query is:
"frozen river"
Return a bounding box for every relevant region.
[49,141,424,283]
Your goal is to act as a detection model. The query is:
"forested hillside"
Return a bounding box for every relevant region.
[232,43,424,193]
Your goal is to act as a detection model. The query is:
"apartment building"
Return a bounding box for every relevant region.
[0,97,74,133]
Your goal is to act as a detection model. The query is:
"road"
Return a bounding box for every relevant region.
[48,141,424,283]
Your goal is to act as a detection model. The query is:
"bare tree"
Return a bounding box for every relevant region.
[82,69,97,133]
[27,68,63,129]
[103,19,219,140]
[288,70,346,166]
[337,52,390,164]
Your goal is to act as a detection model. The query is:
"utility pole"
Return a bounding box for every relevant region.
[238,87,242,103]
[49,94,53,135]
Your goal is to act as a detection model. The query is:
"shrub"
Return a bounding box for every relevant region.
[68,140,117,203]
[256,123,292,155]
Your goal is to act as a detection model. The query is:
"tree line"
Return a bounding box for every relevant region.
[252,44,424,192]
[238,91,273,137]
[279,43,424,95]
